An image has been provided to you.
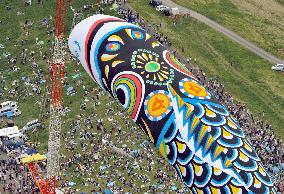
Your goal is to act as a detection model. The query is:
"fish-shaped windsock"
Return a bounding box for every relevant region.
[69,14,276,193]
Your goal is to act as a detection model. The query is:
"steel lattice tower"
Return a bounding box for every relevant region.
[47,39,65,179]
[22,1,72,193]
[46,0,67,183]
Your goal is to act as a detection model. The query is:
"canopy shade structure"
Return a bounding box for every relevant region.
[68,14,276,193]
[20,153,47,164]
[0,126,19,137]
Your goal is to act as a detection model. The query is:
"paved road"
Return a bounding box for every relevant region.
[162,0,284,65]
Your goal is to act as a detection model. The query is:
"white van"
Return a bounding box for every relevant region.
[156,5,169,11]
[22,119,42,132]
[0,101,18,110]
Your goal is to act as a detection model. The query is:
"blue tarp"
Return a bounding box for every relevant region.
[67,86,74,91]
[103,189,112,194]
[171,185,177,191]
[71,73,82,79]
[99,165,108,170]
[3,140,13,146]
[4,140,24,150]
[68,181,76,186]
[67,86,75,96]
[14,141,24,146]
[107,181,114,187]
[5,111,14,118]
[40,80,46,84]
[42,18,49,25]
[23,147,38,155]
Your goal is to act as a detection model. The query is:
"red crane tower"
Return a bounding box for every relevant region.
[22,0,72,193]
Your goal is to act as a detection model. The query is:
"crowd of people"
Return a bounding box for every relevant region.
[0,157,40,193]
[0,0,283,193]
[56,89,191,193]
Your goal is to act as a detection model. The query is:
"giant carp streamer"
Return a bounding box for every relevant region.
[68,14,276,193]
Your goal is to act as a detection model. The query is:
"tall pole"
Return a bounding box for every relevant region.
[21,26,65,194]
[23,1,72,193]
[46,0,66,186]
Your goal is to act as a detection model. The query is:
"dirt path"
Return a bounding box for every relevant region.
[162,0,284,65]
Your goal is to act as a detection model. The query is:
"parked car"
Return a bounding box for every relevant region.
[22,119,42,133]
[272,64,284,71]
[149,0,162,7]
[162,8,173,16]
[165,8,181,16]
[156,5,169,11]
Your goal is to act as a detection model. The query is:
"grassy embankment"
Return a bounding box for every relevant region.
[129,0,284,138]
[172,0,284,60]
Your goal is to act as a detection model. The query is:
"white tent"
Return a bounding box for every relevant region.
[8,132,23,138]
[171,7,179,15]
[55,189,64,194]
[0,126,20,137]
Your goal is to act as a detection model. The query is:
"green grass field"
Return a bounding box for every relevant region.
[128,0,284,138]
[172,0,284,60]
[0,1,187,192]
[277,0,284,5]
[0,0,96,146]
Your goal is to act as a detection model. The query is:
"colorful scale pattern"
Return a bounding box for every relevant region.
[157,85,276,193]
